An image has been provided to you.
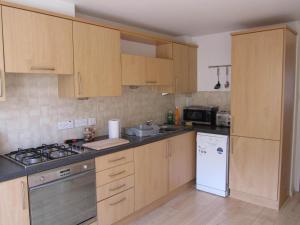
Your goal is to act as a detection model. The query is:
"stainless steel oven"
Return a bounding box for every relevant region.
[28,159,97,225]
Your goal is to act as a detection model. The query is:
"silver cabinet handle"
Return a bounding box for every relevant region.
[30,66,55,71]
[146,81,157,84]
[21,181,28,210]
[109,184,126,192]
[0,70,2,97]
[78,72,82,96]
[109,197,126,206]
[109,170,126,177]
[108,157,125,163]
[168,140,172,158]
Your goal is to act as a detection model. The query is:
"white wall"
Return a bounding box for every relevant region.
[5,0,75,16]
[192,32,232,92]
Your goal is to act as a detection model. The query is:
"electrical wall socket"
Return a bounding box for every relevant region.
[88,118,96,126]
[75,118,88,127]
[58,120,74,130]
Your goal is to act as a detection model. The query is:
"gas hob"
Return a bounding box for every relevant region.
[4,144,86,167]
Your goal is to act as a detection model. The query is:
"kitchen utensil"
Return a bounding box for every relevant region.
[214,67,221,89]
[225,66,230,88]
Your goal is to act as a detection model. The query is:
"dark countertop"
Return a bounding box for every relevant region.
[0,156,27,182]
[0,125,230,182]
[193,124,230,135]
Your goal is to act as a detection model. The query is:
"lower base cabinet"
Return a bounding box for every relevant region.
[96,132,196,225]
[229,136,280,207]
[134,140,169,211]
[0,177,30,225]
[98,188,134,225]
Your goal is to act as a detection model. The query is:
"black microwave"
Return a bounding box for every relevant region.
[183,106,219,126]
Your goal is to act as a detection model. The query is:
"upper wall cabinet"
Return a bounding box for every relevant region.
[173,44,197,93]
[59,22,122,98]
[2,6,73,75]
[0,7,6,101]
[121,54,173,86]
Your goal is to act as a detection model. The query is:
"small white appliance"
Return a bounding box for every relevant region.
[196,132,229,197]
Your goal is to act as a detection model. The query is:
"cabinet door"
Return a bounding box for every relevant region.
[2,6,73,75]
[188,47,197,92]
[169,132,196,191]
[146,57,173,85]
[231,30,284,140]
[134,140,169,211]
[0,177,30,225]
[121,54,146,86]
[0,7,5,101]
[73,22,121,97]
[229,136,279,200]
[173,43,189,93]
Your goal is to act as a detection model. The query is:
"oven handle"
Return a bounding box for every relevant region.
[29,169,95,191]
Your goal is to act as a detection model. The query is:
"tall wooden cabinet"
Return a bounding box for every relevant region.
[230,26,297,209]
[0,177,30,225]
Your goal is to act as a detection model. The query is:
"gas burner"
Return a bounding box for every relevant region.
[4,144,79,167]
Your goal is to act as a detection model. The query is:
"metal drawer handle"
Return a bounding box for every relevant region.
[109,197,126,206]
[109,170,126,177]
[146,81,157,84]
[21,181,27,210]
[109,184,126,192]
[31,66,55,71]
[108,157,126,163]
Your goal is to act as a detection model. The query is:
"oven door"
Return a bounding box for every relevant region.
[29,170,97,225]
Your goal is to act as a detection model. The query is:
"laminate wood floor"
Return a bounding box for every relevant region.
[128,186,300,225]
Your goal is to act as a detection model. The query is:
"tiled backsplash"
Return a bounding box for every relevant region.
[0,74,174,153]
[175,91,231,113]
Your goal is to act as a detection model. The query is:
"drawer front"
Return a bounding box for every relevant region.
[98,188,134,225]
[96,149,133,172]
[96,163,134,186]
[97,175,134,201]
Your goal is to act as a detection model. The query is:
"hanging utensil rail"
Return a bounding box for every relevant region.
[208,64,232,69]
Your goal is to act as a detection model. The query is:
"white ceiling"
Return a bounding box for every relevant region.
[64,0,300,36]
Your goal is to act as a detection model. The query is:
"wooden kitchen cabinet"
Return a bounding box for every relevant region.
[229,136,280,202]
[2,6,73,75]
[168,132,196,191]
[231,29,284,140]
[134,140,169,211]
[0,7,5,101]
[230,25,297,209]
[122,54,146,86]
[173,44,197,93]
[0,177,30,225]
[59,22,122,98]
[98,188,134,225]
[121,54,173,86]
[188,47,198,92]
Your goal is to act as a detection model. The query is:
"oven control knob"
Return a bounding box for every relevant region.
[40,176,45,182]
[83,165,88,170]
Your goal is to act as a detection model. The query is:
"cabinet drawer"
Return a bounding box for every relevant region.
[98,188,134,225]
[96,149,133,172]
[96,163,134,186]
[97,175,134,201]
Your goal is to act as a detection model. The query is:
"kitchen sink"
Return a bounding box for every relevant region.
[159,126,183,133]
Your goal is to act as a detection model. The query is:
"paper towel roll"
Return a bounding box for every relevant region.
[108,119,120,139]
